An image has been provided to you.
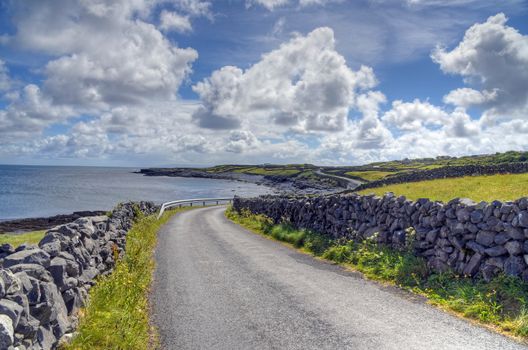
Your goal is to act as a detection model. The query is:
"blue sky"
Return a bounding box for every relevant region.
[0,0,527,166]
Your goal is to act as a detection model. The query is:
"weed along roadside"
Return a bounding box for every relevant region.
[225,206,528,341]
[63,205,194,350]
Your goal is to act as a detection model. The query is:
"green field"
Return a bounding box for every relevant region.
[0,230,46,247]
[345,170,396,182]
[358,173,528,203]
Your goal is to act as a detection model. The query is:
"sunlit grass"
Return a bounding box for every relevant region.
[345,170,397,182]
[226,207,528,340]
[0,230,46,247]
[358,173,528,202]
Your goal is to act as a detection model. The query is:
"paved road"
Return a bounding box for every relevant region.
[151,206,527,350]
[315,169,363,189]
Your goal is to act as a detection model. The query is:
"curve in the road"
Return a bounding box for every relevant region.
[315,169,363,189]
[151,206,527,350]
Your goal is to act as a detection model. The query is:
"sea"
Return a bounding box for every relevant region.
[0,165,273,220]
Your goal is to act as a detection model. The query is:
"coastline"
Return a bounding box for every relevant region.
[137,168,345,195]
[0,210,106,234]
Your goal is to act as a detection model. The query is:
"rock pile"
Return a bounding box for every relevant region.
[355,162,528,191]
[234,194,528,282]
[0,202,157,350]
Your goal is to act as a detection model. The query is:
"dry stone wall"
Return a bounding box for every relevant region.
[234,194,528,282]
[355,162,528,191]
[0,202,157,350]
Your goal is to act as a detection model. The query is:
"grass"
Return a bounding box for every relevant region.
[226,207,528,340]
[0,230,46,247]
[345,170,397,182]
[358,173,528,203]
[64,206,191,350]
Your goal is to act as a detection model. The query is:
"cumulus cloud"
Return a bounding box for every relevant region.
[382,99,449,131]
[0,85,75,138]
[7,0,198,109]
[160,10,192,33]
[432,13,528,122]
[193,27,377,133]
[443,87,497,108]
[225,130,259,153]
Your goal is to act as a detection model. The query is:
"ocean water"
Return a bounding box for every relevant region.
[0,165,272,220]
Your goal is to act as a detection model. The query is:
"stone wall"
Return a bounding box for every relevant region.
[0,202,157,350]
[233,194,528,282]
[354,162,528,191]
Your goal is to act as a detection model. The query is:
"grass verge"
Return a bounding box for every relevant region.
[0,230,46,247]
[226,207,528,341]
[64,207,190,350]
[358,173,528,203]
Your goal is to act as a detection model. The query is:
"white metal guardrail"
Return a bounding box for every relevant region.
[157,197,233,219]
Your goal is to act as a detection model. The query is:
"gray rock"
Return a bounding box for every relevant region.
[463,253,483,276]
[475,231,495,247]
[36,326,55,350]
[484,246,507,257]
[504,256,525,276]
[0,270,22,295]
[466,241,486,254]
[518,211,528,227]
[470,210,484,223]
[3,249,51,269]
[0,314,14,349]
[0,300,23,327]
[8,264,53,283]
[0,276,5,299]
[494,232,510,245]
[505,241,523,255]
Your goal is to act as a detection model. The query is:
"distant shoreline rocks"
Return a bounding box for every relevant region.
[0,211,106,234]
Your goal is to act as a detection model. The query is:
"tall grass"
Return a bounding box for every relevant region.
[65,207,188,350]
[226,207,528,340]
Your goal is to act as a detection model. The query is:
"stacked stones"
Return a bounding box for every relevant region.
[354,162,528,191]
[0,202,157,350]
[234,194,528,282]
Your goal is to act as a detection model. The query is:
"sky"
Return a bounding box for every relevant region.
[0,0,527,167]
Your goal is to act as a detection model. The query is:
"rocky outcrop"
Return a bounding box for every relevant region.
[234,194,528,282]
[355,162,528,191]
[0,202,157,350]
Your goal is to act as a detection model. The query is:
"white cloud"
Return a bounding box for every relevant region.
[0,84,76,138]
[432,13,528,122]
[443,87,497,108]
[382,99,449,131]
[0,60,11,92]
[7,0,198,110]
[193,27,377,133]
[248,0,341,10]
[160,10,192,33]
[225,130,259,153]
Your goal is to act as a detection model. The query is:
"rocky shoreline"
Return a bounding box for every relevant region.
[137,168,344,195]
[0,211,106,234]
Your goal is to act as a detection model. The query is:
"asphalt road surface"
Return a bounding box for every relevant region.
[151,206,527,350]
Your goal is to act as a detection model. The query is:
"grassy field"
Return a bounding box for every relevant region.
[226,207,528,340]
[358,173,528,202]
[0,230,46,247]
[345,170,396,182]
[65,206,191,350]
